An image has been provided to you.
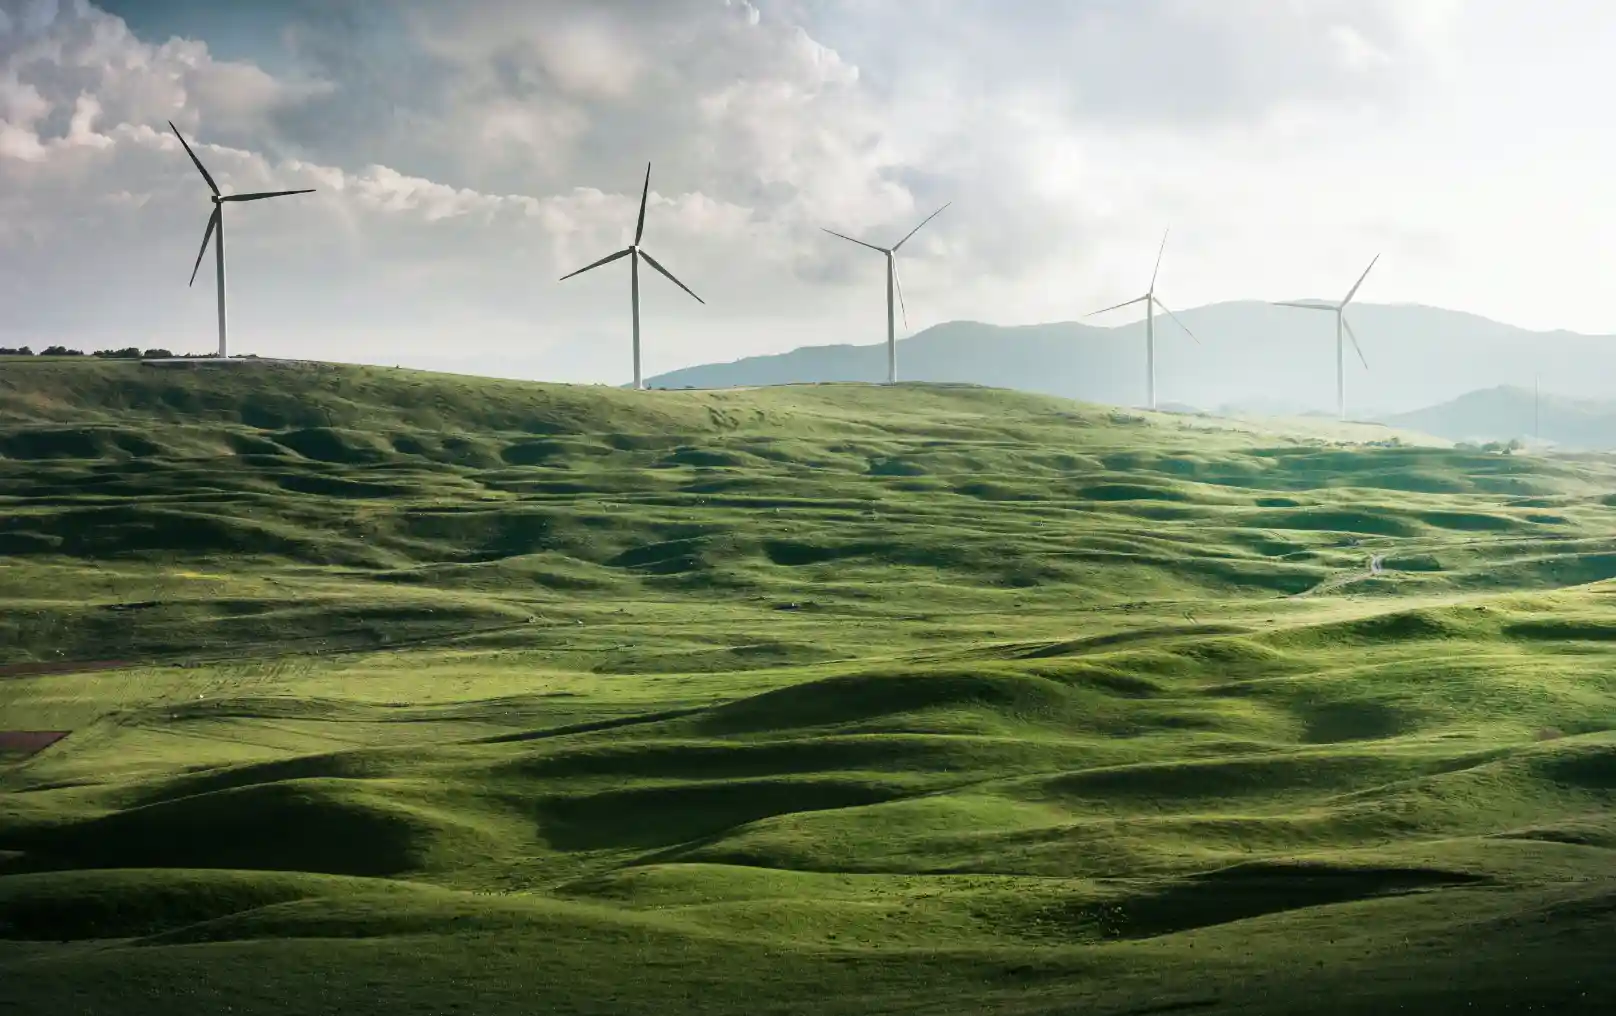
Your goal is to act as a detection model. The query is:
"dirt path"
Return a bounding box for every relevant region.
[1299,553,1387,597]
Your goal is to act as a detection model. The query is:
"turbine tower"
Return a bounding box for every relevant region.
[1272,255,1379,421]
[170,121,315,359]
[822,203,950,384]
[559,163,704,391]
[1085,229,1201,410]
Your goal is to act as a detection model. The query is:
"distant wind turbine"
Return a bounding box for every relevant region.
[559,163,704,391]
[169,121,315,359]
[1085,229,1201,410]
[1272,255,1379,421]
[822,203,950,384]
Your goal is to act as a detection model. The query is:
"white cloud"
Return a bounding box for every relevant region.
[1,0,330,168]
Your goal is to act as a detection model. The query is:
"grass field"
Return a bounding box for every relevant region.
[1,357,1613,1015]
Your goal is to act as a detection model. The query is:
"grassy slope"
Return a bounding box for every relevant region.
[1,358,1614,1015]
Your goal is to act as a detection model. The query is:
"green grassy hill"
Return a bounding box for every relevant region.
[2,358,1613,1015]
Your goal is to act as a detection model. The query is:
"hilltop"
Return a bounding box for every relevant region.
[2,358,1615,1015]
[643,302,1616,416]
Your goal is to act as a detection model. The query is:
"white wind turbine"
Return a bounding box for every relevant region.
[1272,255,1379,421]
[559,163,704,391]
[822,203,951,384]
[1085,229,1201,410]
[170,121,315,359]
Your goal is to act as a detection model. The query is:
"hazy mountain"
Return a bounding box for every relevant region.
[1383,385,1616,449]
[645,302,1616,417]
[1213,396,1324,418]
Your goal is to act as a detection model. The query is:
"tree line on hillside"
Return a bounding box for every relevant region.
[0,347,257,359]
[0,346,170,358]
[1457,438,1525,454]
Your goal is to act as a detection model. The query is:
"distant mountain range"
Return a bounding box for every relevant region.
[644,302,1616,421]
[1381,385,1616,449]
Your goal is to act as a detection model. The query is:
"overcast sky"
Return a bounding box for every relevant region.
[2,0,1612,383]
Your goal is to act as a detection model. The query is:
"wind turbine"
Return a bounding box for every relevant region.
[559,163,704,391]
[822,202,950,384]
[1272,255,1379,421]
[1534,372,1540,442]
[1085,229,1201,410]
[169,121,315,359]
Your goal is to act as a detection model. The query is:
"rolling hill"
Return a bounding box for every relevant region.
[2,358,1614,1015]
[644,301,1616,417]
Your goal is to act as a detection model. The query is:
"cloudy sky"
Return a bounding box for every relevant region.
[1,0,1611,383]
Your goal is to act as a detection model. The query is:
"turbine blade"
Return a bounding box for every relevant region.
[1343,253,1379,305]
[892,257,909,331]
[1152,297,1201,345]
[891,201,950,252]
[820,228,888,254]
[188,207,220,287]
[168,120,220,196]
[1086,294,1149,318]
[1343,315,1369,369]
[634,163,651,245]
[639,249,704,305]
[559,248,631,282]
[1149,228,1169,293]
[1271,300,1337,311]
[221,189,316,202]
